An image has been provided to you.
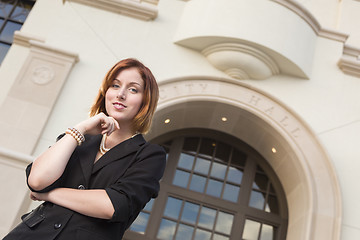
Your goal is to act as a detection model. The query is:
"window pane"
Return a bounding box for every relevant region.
[266,195,279,214]
[269,184,276,194]
[178,153,194,170]
[210,162,227,180]
[215,211,233,234]
[253,173,269,191]
[157,219,177,240]
[215,141,231,161]
[189,174,206,193]
[130,212,149,234]
[194,228,211,240]
[199,138,215,157]
[223,183,240,202]
[181,201,199,225]
[0,1,14,18]
[242,219,261,240]
[183,137,199,153]
[249,190,265,210]
[206,179,222,198]
[0,21,22,42]
[231,149,247,167]
[164,197,182,219]
[11,4,32,23]
[227,166,243,184]
[260,224,275,240]
[175,224,194,240]
[173,170,190,188]
[0,19,3,29]
[0,42,10,63]
[144,198,154,211]
[198,206,216,229]
[213,234,229,240]
[194,157,210,175]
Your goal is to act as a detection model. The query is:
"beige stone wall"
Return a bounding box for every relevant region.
[0,0,359,239]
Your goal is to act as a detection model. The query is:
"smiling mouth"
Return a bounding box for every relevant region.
[113,102,126,110]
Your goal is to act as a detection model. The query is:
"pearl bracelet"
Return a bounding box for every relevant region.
[65,127,85,145]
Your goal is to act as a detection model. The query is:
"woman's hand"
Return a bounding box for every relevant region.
[75,113,120,136]
[30,192,48,201]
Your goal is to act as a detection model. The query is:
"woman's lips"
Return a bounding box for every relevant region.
[113,102,126,110]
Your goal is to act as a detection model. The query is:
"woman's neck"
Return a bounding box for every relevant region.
[104,128,136,149]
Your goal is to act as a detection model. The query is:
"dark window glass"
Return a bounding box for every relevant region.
[0,1,14,18]
[0,20,21,42]
[199,138,215,158]
[0,0,35,64]
[0,41,10,62]
[128,133,287,239]
[183,137,199,153]
[10,2,32,22]
[157,197,234,240]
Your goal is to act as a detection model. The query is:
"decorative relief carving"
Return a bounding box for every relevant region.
[31,65,55,85]
[202,43,280,80]
[159,79,301,139]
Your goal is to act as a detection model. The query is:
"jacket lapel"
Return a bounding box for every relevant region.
[77,134,102,185]
[92,134,146,174]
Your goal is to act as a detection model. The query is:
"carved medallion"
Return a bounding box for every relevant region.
[31,65,55,85]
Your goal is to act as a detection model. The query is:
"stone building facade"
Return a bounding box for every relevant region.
[0,0,359,239]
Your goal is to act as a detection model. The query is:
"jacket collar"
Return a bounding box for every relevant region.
[76,134,146,184]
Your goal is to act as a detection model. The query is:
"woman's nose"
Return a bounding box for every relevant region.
[117,88,126,100]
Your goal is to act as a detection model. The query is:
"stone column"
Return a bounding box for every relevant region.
[0,32,78,237]
[0,31,79,155]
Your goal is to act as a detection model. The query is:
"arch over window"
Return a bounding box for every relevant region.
[145,77,342,240]
[125,129,288,240]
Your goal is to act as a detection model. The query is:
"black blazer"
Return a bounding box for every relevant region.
[3,134,166,240]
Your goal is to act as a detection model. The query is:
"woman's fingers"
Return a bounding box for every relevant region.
[75,113,120,136]
[112,117,120,130]
[100,116,119,135]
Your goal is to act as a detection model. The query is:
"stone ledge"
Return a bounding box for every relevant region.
[338,44,360,78]
[0,146,34,166]
[13,31,79,63]
[65,0,158,21]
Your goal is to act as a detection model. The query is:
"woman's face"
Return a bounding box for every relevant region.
[105,67,144,128]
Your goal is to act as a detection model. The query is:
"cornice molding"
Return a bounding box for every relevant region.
[13,31,79,63]
[270,0,321,33]
[0,146,34,166]
[338,44,360,78]
[13,30,45,47]
[271,0,349,43]
[318,28,349,42]
[28,40,79,63]
[64,0,158,21]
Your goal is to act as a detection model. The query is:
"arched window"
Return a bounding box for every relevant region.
[125,129,288,240]
[0,0,35,64]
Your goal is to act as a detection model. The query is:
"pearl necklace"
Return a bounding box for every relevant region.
[99,133,139,155]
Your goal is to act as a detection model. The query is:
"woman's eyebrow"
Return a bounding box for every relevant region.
[129,81,142,87]
[113,79,142,87]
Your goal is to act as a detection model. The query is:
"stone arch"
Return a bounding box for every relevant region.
[146,77,341,240]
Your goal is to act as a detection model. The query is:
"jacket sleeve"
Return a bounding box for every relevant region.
[105,143,166,225]
[26,133,69,193]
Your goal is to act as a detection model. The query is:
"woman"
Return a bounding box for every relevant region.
[3,58,166,240]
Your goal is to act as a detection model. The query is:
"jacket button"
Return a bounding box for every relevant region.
[54,223,62,229]
[78,184,85,190]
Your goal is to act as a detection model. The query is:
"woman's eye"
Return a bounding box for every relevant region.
[111,84,120,88]
[129,88,138,93]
